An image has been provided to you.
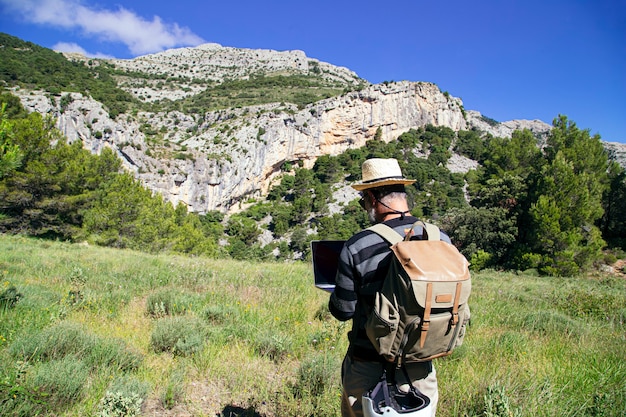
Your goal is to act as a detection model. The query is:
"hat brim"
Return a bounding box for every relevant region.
[352,178,416,191]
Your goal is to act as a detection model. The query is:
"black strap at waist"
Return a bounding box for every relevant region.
[350,345,389,362]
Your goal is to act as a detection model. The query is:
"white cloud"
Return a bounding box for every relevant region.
[1,0,205,55]
[52,42,114,59]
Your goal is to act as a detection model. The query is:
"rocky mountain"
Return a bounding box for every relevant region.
[9,42,626,213]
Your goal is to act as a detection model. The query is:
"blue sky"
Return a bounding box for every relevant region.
[1,0,625,143]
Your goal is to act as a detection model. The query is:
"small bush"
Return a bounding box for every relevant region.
[483,383,521,417]
[98,375,148,417]
[160,367,186,409]
[201,304,239,324]
[146,290,196,317]
[556,288,625,320]
[293,353,340,398]
[107,375,149,399]
[98,391,143,417]
[8,321,142,371]
[521,310,586,337]
[253,331,293,362]
[146,291,175,317]
[89,338,143,372]
[150,316,205,356]
[0,360,43,416]
[0,285,22,309]
[469,250,493,271]
[27,356,89,409]
[9,321,93,362]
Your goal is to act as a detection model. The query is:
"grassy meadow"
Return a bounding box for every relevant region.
[0,233,624,417]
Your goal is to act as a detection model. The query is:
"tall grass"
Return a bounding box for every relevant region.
[0,234,624,416]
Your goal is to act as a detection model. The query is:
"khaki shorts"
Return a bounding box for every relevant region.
[340,355,438,417]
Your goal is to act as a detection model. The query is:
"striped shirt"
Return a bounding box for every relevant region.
[329,216,451,360]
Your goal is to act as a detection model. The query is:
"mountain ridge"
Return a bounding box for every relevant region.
[3,35,625,213]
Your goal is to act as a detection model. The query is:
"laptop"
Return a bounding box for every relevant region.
[310,240,345,292]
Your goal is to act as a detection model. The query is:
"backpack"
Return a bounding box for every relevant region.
[365,221,471,364]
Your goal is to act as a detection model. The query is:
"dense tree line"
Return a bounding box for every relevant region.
[245,123,625,275]
[0,96,223,256]
[1,88,625,274]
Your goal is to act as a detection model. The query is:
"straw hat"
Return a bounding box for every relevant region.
[352,158,416,191]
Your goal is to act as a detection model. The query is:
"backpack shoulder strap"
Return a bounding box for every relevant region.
[367,223,403,244]
[368,221,442,243]
[420,222,441,242]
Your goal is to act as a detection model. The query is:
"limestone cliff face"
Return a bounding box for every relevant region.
[12,44,624,213]
[14,80,542,213]
[129,81,472,213]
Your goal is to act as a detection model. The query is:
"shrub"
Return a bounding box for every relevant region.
[146,290,196,317]
[253,331,293,362]
[293,353,340,398]
[201,304,239,324]
[98,375,148,417]
[469,249,492,271]
[150,316,205,356]
[520,310,585,338]
[98,391,143,417]
[146,291,175,317]
[0,285,22,309]
[27,356,89,409]
[160,367,186,409]
[8,321,142,371]
[483,383,521,417]
[9,321,94,362]
[89,338,143,372]
[0,360,43,416]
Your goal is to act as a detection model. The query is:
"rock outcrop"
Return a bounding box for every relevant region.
[12,43,625,213]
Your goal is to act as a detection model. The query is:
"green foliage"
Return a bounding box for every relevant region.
[482,383,522,417]
[555,286,625,321]
[525,117,608,274]
[0,103,23,178]
[601,161,626,248]
[469,250,493,271]
[463,118,612,275]
[159,366,186,409]
[150,316,206,356]
[0,285,22,310]
[98,375,148,416]
[313,154,343,183]
[1,236,625,416]
[0,33,136,118]
[27,356,89,408]
[0,360,47,416]
[253,331,294,362]
[454,129,485,160]
[0,112,121,239]
[226,214,262,245]
[98,391,143,417]
[290,353,341,415]
[179,73,347,112]
[146,289,197,317]
[8,321,142,372]
[82,173,219,255]
[439,206,517,268]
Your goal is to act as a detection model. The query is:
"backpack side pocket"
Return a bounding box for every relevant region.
[366,291,400,359]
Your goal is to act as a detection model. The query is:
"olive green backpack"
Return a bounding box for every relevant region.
[365,221,471,364]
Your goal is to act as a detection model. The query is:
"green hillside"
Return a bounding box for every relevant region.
[0,234,624,416]
[0,33,136,118]
[0,32,358,116]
